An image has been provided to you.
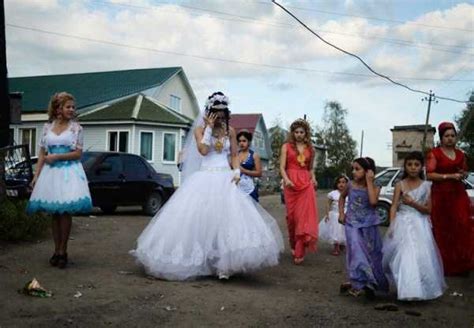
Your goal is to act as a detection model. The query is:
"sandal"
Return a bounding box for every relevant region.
[49,253,60,267]
[348,288,363,297]
[340,282,352,294]
[331,249,340,256]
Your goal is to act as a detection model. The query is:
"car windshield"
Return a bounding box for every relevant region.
[81,153,100,170]
[467,173,474,186]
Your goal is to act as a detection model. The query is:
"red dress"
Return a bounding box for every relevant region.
[283,143,318,258]
[426,147,474,275]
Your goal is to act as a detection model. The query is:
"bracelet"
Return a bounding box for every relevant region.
[201,126,212,146]
[233,168,241,177]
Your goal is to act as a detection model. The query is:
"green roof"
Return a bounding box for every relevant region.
[9,67,182,112]
[79,94,193,126]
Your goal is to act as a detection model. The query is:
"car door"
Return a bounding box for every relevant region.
[88,154,124,206]
[121,154,154,204]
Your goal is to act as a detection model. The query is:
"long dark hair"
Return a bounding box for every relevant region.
[353,157,376,173]
[333,175,349,189]
[401,151,425,179]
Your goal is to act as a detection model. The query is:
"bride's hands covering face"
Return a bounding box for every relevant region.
[203,112,218,128]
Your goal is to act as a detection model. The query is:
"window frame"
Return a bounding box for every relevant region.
[139,130,155,162]
[162,131,178,164]
[169,94,182,113]
[19,127,37,157]
[106,129,130,153]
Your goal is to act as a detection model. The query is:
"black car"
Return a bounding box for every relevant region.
[81,151,174,215]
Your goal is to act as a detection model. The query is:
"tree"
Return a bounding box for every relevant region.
[269,118,286,171]
[455,91,474,169]
[316,101,357,176]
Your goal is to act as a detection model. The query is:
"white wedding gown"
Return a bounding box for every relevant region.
[382,181,446,300]
[130,136,284,280]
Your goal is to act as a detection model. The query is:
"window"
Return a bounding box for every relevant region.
[140,131,154,161]
[99,155,123,177]
[375,170,398,187]
[163,132,177,162]
[20,128,36,156]
[108,131,129,152]
[170,95,181,112]
[123,155,148,180]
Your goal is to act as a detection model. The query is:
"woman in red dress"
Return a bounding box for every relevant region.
[426,121,474,276]
[280,119,318,264]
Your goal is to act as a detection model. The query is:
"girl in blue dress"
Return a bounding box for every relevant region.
[27,92,92,269]
[237,130,262,202]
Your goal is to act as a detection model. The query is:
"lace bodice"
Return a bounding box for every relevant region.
[39,121,84,150]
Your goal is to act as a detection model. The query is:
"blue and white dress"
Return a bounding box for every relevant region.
[239,149,259,202]
[27,121,92,214]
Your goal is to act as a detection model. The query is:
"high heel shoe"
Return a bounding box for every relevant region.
[57,253,68,269]
[49,253,60,267]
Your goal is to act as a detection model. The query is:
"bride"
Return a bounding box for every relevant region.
[130,92,284,280]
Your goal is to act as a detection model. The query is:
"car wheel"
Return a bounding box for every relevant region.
[143,192,162,216]
[100,205,117,214]
[376,202,390,226]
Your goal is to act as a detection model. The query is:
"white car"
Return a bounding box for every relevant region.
[374,168,474,225]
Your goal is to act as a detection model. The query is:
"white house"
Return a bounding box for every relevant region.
[8,67,200,186]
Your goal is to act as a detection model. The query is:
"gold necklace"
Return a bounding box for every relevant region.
[296,144,306,167]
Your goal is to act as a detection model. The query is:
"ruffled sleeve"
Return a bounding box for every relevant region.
[71,122,84,150]
[425,150,437,173]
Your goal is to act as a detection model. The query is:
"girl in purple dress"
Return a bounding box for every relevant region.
[339,157,388,298]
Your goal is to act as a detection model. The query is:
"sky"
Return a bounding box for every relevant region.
[5,0,474,166]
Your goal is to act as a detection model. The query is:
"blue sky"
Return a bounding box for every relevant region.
[5,0,474,166]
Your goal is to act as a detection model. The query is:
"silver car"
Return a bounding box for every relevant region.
[374,168,474,225]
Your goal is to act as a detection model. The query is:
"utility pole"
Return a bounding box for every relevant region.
[421,90,437,152]
[359,130,364,157]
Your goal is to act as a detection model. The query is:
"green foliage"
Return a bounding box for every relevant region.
[316,101,357,177]
[0,198,50,241]
[455,91,474,170]
[269,119,286,171]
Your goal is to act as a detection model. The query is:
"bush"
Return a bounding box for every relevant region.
[0,198,50,241]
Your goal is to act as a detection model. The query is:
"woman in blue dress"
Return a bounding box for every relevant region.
[27,92,92,269]
[237,130,262,202]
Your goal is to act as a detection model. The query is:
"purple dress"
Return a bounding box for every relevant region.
[345,182,388,291]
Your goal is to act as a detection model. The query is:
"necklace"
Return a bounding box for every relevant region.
[296,144,306,167]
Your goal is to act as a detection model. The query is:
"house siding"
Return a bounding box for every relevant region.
[153,73,199,119]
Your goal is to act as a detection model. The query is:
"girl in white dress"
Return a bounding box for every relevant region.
[27,92,92,269]
[383,151,446,300]
[131,92,284,281]
[319,175,347,255]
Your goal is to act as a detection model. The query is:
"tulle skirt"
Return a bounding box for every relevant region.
[383,211,446,300]
[27,161,92,214]
[130,169,284,281]
[319,211,346,245]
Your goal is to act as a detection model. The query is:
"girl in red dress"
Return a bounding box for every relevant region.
[426,121,474,276]
[280,119,318,264]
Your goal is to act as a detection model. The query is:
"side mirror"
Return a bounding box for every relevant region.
[96,162,112,174]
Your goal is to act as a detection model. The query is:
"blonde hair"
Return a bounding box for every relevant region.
[286,118,315,159]
[47,92,75,121]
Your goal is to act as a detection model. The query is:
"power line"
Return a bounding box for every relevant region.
[259,1,474,32]
[7,23,474,85]
[271,1,471,104]
[90,0,473,56]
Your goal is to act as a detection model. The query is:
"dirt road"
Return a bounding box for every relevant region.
[0,193,472,327]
